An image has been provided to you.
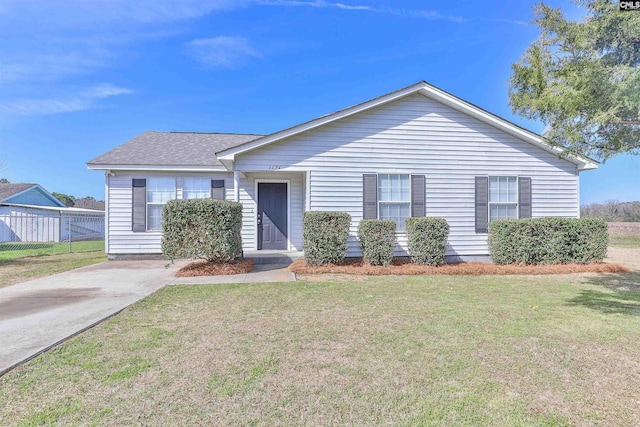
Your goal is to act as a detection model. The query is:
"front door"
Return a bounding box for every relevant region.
[257,182,287,250]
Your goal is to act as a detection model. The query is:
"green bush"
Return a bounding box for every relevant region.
[405,217,450,266]
[358,220,396,266]
[162,199,243,263]
[488,217,608,265]
[303,211,351,266]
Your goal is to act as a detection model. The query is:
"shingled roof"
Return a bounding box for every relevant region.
[87,131,264,168]
[0,183,36,202]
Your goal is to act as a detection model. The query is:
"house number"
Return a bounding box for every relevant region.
[268,165,282,170]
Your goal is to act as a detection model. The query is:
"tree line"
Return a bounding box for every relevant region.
[581,200,640,222]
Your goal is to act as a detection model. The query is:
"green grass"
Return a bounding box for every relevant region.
[0,240,104,261]
[0,251,106,289]
[2,270,640,426]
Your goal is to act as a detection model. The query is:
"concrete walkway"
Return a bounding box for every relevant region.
[0,260,295,375]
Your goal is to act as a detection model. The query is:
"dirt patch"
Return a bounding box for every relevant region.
[289,258,629,276]
[176,259,254,277]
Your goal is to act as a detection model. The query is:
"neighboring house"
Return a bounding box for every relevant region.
[0,183,105,243]
[87,81,598,261]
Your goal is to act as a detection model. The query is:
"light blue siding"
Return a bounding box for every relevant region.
[5,187,63,207]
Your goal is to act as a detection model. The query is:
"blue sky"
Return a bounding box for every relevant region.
[0,0,638,204]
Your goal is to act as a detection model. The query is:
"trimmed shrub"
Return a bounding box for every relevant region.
[405,217,450,266]
[358,219,396,266]
[162,199,243,263]
[488,217,608,265]
[303,211,351,266]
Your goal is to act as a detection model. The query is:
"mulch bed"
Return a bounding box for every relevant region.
[289,258,629,276]
[176,259,255,277]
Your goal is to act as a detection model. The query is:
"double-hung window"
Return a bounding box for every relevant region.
[489,176,517,221]
[146,178,176,231]
[378,174,411,231]
[183,178,210,199]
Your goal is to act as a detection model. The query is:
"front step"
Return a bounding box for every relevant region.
[243,251,304,265]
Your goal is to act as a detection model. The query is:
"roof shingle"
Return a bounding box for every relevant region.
[87,131,263,167]
[0,183,36,202]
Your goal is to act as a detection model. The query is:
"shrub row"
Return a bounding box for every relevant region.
[303,212,450,266]
[303,211,352,265]
[162,199,243,263]
[488,217,608,265]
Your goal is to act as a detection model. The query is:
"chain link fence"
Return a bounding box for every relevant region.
[0,210,105,258]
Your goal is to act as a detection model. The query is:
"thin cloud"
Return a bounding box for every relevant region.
[0,84,132,116]
[257,0,372,10]
[257,0,466,23]
[186,36,262,69]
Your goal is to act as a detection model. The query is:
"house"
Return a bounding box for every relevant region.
[0,183,105,243]
[87,81,598,261]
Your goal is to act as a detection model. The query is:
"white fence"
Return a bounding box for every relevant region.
[0,210,104,244]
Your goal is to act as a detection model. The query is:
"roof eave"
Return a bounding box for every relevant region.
[87,164,228,172]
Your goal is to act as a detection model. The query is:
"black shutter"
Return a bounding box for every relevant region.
[518,177,532,218]
[211,179,225,200]
[132,179,146,232]
[362,174,378,219]
[411,175,426,217]
[475,176,489,233]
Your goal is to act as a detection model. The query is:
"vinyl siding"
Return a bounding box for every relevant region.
[5,187,62,207]
[106,172,234,254]
[234,93,579,257]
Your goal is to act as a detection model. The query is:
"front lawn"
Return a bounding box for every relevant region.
[2,269,639,425]
[0,240,104,261]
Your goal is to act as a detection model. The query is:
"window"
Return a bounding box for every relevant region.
[378,174,410,231]
[183,178,210,199]
[147,178,176,231]
[489,176,517,221]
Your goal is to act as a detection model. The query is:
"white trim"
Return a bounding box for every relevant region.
[305,170,311,211]
[0,202,104,214]
[233,170,240,202]
[576,166,581,218]
[488,175,519,222]
[377,173,412,231]
[104,172,110,254]
[254,179,291,251]
[217,81,599,171]
[87,164,227,172]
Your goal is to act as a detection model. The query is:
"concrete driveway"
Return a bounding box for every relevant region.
[0,260,183,375]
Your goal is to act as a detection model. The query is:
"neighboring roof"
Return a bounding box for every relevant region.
[0,202,104,214]
[87,131,264,170]
[0,183,66,207]
[0,183,36,202]
[216,81,599,171]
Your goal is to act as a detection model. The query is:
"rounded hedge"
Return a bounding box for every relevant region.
[303,211,351,266]
[162,199,243,263]
[358,219,396,266]
[405,217,449,266]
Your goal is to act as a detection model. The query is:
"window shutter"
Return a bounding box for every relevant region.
[411,175,426,217]
[475,176,489,233]
[211,179,225,200]
[132,179,146,232]
[362,174,378,219]
[518,177,532,218]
